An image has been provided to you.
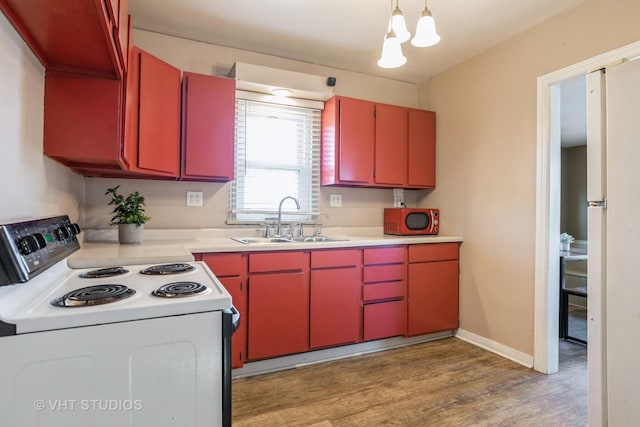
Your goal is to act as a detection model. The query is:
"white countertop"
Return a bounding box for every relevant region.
[68,227,463,269]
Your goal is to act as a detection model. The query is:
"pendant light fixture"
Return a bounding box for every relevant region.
[377,28,407,69]
[390,2,411,43]
[411,0,440,47]
[377,0,441,69]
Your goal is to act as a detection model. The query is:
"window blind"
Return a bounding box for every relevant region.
[229,98,321,224]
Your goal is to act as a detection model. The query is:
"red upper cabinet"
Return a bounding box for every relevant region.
[0,0,127,79]
[375,104,408,186]
[321,96,436,189]
[322,96,375,186]
[125,47,181,176]
[43,47,181,179]
[181,72,236,181]
[407,109,436,188]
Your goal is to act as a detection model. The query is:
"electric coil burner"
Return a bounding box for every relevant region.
[79,266,129,278]
[140,263,195,275]
[152,281,210,298]
[51,284,136,307]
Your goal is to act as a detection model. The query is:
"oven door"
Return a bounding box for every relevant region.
[0,312,224,427]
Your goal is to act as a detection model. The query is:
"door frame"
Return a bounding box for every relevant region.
[534,39,640,423]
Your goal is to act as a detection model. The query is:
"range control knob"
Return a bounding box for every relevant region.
[33,233,47,249]
[69,223,81,236]
[55,226,70,241]
[16,235,40,255]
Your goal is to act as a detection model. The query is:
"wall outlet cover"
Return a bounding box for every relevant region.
[329,194,342,207]
[186,191,203,207]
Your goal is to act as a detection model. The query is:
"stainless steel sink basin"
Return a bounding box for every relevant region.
[231,236,349,244]
[291,236,350,243]
[231,237,294,244]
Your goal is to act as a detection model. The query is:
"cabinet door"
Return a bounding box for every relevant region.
[338,97,375,184]
[407,260,459,336]
[248,272,309,360]
[43,71,122,166]
[407,109,436,188]
[375,104,408,186]
[363,300,406,341]
[181,72,236,181]
[219,276,246,369]
[202,253,248,369]
[1,0,124,79]
[135,49,181,176]
[310,268,361,349]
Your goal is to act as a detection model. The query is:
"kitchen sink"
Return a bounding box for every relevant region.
[291,236,349,243]
[231,237,294,244]
[231,236,349,244]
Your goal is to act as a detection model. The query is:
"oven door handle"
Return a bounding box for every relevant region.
[225,306,240,334]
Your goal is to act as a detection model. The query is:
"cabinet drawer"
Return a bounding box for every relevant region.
[311,249,361,269]
[408,243,459,263]
[363,281,405,302]
[363,264,405,283]
[363,246,406,265]
[363,300,406,341]
[249,251,307,273]
[201,253,243,276]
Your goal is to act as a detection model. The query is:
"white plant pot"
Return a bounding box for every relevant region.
[118,224,144,244]
[560,242,570,251]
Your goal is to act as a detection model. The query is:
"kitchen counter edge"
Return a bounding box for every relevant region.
[68,234,464,269]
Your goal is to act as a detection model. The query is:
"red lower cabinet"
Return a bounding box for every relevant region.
[247,251,310,361]
[362,246,407,340]
[363,300,406,341]
[248,272,309,360]
[309,249,361,349]
[201,253,247,369]
[407,243,460,336]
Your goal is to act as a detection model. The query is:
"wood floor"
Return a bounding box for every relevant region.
[232,338,587,426]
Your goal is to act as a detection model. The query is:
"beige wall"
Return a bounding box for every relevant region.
[418,0,640,355]
[83,30,420,230]
[561,145,587,241]
[0,14,84,223]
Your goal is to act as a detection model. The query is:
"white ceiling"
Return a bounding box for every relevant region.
[128,0,586,84]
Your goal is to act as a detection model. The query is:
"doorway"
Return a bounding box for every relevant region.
[534,39,640,426]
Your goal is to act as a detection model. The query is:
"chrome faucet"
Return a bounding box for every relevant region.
[276,196,301,236]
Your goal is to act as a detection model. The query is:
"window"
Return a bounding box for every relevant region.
[229,97,321,223]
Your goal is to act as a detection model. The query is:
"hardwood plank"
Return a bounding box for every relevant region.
[233,338,586,426]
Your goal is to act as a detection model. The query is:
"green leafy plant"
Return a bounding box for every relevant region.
[105,186,151,226]
[560,233,575,244]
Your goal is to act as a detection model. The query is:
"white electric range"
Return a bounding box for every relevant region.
[0,215,236,427]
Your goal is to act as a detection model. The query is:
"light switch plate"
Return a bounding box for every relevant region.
[186,191,203,207]
[329,194,342,207]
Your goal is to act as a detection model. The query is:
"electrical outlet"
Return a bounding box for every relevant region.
[329,194,342,208]
[186,191,203,207]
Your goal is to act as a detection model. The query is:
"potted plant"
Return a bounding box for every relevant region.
[105,185,151,244]
[560,232,575,251]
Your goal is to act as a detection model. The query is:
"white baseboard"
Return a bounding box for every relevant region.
[455,329,534,368]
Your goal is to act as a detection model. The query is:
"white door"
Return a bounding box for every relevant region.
[587,57,640,426]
